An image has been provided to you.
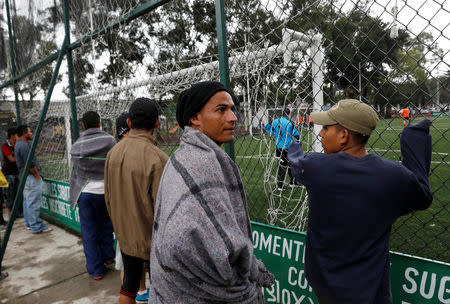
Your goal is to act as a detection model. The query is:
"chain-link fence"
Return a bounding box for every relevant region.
[0,0,448,264]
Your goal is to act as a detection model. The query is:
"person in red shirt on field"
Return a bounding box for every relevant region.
[308,114,313,129]
[401,107,410,127]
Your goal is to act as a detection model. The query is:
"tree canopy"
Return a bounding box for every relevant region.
[0,0,446,114]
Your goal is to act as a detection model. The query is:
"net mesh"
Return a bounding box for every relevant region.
[0,0,448,262]
[7,0,64,75]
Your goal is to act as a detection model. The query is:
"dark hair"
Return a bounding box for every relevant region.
[348,130,370,144]
[17,125,29,137]
[129,98,159,130]
[115,112,130,139]
[7,128,17,139]
[82,111,101,129]
[283,107,291,116]
[336,124,370,144]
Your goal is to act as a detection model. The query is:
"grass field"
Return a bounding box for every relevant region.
[39,116,449,262]
[367,117,449,262]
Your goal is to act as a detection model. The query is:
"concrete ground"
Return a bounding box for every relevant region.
[0,210,122,304]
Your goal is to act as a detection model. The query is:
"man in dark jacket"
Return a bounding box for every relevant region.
[287,99,433,304]
[70,111,116,280]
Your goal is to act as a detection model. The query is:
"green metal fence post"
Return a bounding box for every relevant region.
[0,36,69,278]
[214,0,235,161]
[214,0,231,89]
[5,0,21,125]
[62,0,79,141]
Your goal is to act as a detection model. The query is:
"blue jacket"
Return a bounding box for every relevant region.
[287,119,433,304]
[265,117,299,149]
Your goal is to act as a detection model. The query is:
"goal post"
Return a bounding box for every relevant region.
[17,27,324,233]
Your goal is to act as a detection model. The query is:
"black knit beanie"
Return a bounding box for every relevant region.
[176,81,232,129]
[115,112,130,139]
[129,97,159,130]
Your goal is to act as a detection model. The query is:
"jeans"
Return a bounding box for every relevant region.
[78,192,115,277]
[23,175,46,233]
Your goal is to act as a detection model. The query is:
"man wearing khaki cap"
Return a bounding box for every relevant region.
[288,99,433,304]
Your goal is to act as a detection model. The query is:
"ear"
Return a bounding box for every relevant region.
[126,118,132,129]
[97,122,101,128]
[81,122,86,130]
[339,128,350,145]
[153,119,161,129]
[189,113,201,128]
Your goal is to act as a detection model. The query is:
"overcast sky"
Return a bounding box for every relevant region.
[368,0,449,74]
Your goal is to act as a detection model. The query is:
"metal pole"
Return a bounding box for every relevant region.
[62,0,79,142]
[436,76,439,106]
[244,34,253,137]
[311,34,324,153]
[5,0,21,125]
[214,0,234,160]
[0,36,68,277]
[359,61,362,101]
[0,0,173,92]
[64,108,72,169]
[88,0,101,112]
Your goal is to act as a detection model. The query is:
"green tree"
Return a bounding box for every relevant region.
[0,2,7,74]
[65,0,155,95]
[9,14,59,107]
[323,11,407,102]
[389,32,444,108]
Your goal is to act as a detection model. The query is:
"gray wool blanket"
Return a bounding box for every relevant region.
[69,128,116,208]
[149,127,273,304]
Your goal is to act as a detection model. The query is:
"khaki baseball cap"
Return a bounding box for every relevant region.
[310,99,379,136]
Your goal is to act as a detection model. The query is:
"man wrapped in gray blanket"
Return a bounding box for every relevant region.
[149,81,274,303]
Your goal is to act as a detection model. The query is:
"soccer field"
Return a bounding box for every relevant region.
[234,116,449,263]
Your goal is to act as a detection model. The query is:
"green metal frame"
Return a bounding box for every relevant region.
[214,0,235,161]
[0,0,178,278]
[0,0,172,91]
[0,36,69,275]
[0,51,60,91]
[0,0,235,160]
[62,0,79,141]
[4,0,21,125]
[0,0,237,277]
